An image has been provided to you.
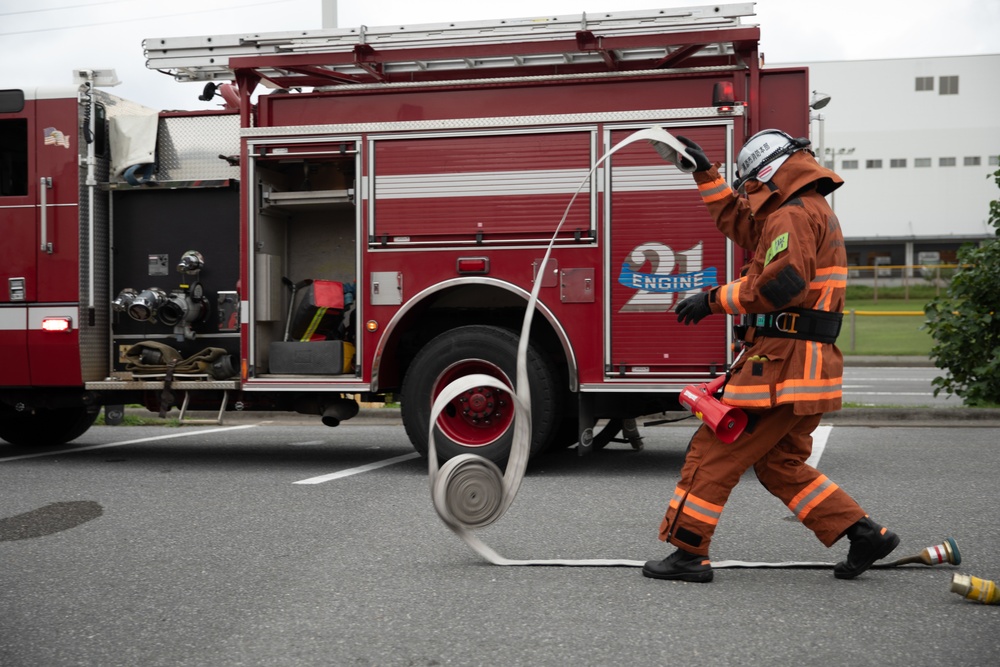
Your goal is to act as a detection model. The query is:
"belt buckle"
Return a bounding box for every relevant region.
[773,311,799,334]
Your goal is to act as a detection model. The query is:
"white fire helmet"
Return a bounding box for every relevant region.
[734,129,811,190]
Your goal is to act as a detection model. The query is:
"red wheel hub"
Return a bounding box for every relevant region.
[433,360,514,448]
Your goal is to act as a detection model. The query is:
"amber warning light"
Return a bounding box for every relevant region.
[41,317,73,333]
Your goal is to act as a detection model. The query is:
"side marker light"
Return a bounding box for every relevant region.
[41,317,73,333]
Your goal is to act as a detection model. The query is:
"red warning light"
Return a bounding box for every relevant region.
[41,317,72,333]
[713,81,736,113]
[456,257,490,275]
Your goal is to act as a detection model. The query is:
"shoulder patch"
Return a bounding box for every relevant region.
[764,232,790,266]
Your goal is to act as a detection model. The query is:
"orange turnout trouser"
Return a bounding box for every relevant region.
[658,404,866,557]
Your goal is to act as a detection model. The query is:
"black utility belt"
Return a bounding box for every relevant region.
[736,308,843,344]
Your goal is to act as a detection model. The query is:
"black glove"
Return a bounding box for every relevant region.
[675,292,711,325]
[676,136,711,172]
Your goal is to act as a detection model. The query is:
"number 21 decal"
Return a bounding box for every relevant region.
[618,241,718,312]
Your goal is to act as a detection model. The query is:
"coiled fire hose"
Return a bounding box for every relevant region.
[425,128,967,574]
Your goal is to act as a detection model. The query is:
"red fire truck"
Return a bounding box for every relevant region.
[0,4,810,463]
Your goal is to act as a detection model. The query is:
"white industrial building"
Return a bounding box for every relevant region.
[782,53,1000,271]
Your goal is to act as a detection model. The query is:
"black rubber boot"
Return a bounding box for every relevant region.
[642,548,714,583]
[833,516,900,580]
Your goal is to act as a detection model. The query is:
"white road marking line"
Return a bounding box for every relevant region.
[842,391,934,396]
[294,452,421,484]
[805,424,833,468]
[844,378,934,382]
[0,424,258,463]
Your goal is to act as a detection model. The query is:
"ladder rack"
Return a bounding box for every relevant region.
[144,4,759,87]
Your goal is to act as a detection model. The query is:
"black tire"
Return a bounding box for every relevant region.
[401,325,560,465]
[0,405,98,446]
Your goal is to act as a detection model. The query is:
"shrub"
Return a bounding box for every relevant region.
[923,162,1000,405]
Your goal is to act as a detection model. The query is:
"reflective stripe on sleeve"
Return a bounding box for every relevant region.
[698,177,732,204]
[719,278,747,315]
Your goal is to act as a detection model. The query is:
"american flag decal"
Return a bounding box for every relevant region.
[43,127,70,149]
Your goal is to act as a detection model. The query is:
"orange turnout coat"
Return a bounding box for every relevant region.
[695,150,847,415]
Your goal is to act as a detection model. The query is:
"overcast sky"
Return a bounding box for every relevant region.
[1,0,998,109]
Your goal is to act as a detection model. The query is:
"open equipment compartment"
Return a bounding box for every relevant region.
[250,139,359,378]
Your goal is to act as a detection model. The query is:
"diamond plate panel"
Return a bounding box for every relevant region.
[155,114,240,182]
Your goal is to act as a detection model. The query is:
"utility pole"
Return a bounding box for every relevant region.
[322,0,338,29]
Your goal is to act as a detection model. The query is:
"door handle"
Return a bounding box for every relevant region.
[40,177,53,254]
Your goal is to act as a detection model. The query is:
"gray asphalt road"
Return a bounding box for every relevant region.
[842,366,958,407]
[2,423,998,667]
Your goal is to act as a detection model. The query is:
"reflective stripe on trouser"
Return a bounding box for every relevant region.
[658,404,866,555]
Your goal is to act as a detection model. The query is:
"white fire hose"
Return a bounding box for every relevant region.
[427,128,687,566]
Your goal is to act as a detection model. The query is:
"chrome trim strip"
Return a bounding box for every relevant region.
[243,107,742,138]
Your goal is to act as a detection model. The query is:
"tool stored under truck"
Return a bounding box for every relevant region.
[0,3,812,463]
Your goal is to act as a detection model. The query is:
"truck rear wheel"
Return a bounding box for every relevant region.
[401,325,559,465]
[0,405,98,446]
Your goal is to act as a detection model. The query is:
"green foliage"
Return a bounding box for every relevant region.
[923,163,1000,405]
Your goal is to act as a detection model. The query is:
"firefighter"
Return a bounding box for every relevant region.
[643,130,899,583]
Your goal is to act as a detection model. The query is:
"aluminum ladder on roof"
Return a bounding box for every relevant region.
[144,3,757,83]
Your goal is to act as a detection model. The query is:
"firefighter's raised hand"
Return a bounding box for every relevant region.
[676,136,711,172]
[675,292,711,325]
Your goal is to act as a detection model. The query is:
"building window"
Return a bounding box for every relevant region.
[915,76,933,91]
[841,160,859,169]
[963,156,981,166]
[940,157,956,167]
[890,158,907,168]
[939,76,959,95]
[915,158,932,168]
[866,159,883,169]
[990,156,1000,166]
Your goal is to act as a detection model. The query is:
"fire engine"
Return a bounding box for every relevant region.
[0,3,811,463]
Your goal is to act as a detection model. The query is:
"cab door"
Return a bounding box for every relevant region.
[32,90,80,303]
[29,89,83,386]
[0,87,81,386]
[0,89,34,384]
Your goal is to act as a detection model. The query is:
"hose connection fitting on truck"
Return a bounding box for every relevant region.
[112,250,208,340]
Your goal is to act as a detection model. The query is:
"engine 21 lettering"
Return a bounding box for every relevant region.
[618,241,718,313]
